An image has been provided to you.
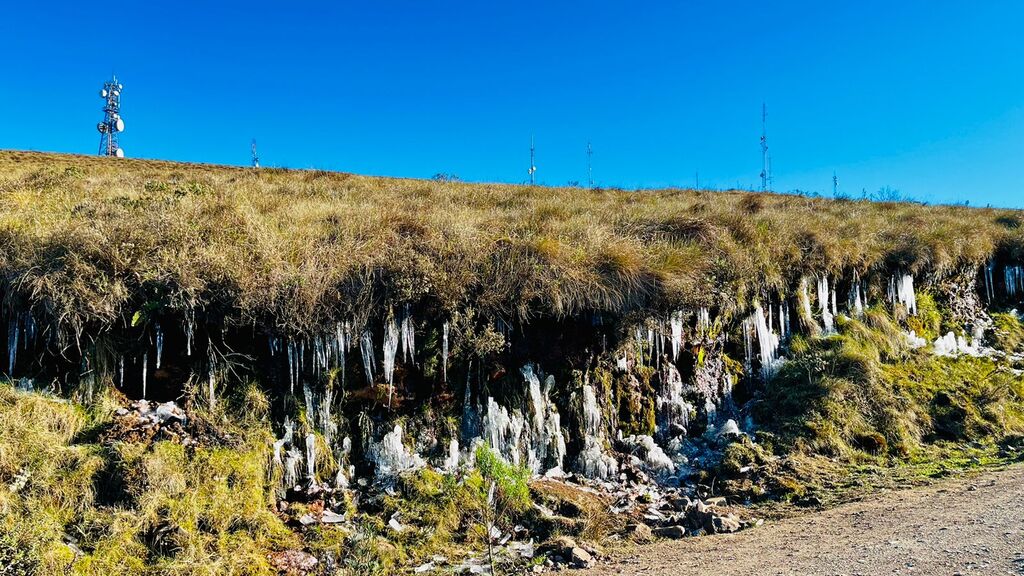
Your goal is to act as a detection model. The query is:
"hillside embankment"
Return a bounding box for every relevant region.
[0,150,1023,575]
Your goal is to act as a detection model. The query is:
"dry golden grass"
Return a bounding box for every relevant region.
[1,150,1021,337]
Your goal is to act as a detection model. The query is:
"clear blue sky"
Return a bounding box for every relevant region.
[2,1,1022,206]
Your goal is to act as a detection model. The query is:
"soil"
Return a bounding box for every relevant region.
[590,464,1024,576]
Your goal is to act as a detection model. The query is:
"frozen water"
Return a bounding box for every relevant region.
[891,273,918,315]
[620,434,674,475]
[932,331,982,357]
[7,318,17,374]
[668,311,684,360]
[753,305,783,379]
[305,433,317,479]
[400,307,415,363]
[656,363,690,438]
[359,330,375,385]
[369,424,425,476]
[155,322,164,369]
[817,276,835,334]
[578,383,618,480]
[904,330,928,349]
[383,316,400,406]
[442,321,449,383]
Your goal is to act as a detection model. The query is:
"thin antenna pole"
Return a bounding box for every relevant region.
[695,171,699,190]
[529,136,536,185]
[251,139,260,168]
[832,171,838,197]
[587,141,593,189]
[759,102,769,192]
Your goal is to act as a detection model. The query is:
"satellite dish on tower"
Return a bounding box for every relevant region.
[100,89,108,98]
[97,123,108,133]
[115,118,125,132]
[115,148,124,158]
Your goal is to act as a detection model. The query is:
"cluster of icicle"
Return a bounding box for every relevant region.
[889,273,918,316]
[272,417,355,492]
[743,304,787,381]
[629,309,699,368]
[475,364,567,476]
[6,313,36,376]
[577,383,618,480]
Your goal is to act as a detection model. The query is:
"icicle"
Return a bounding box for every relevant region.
[668,311,684,361]
[207,342,217,408]
[7,318,17,374]
[287,340,296,394]
[400,305,415,363]
[894,273,918,315]
[578,384,617,480]
[382,316,399,407]
[752,305,781,379]
[799,277,816,332]
[984,260,994,303]
[305,433,317,479]
[141,353,148,398]
[444,438,460,471]
[336,322,347,388]
[442,322,449,384]
[118,356,124,388]
[850,274,864,317]
[742,317,753,376]
[817,276,835,334]
[359,330,375,384]
[697,307,710,336]
[368,424,425,476]
[185,315,194,356]
[155,322,164,369]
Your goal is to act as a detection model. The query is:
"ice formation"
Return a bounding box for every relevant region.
[155,322,164,369]
[656,364,690,439]
[668,311,684,361]
[305,433,317,479]
[441,321,449,383]
[849,276,865,317]
[904,330,928,349]
[400,307,415,363]
[1006,266,1024,299]
[383,316,399,405]
[932,332,982,357]
[577,384,618,480]
[620,434,674,476]
[359,330,375,385]
[891,273,918,315]
[817,276,835,334]
[369,424,425,476]
[752,305,782,379]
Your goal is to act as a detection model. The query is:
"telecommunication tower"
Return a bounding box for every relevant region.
[759,102,771,191]
[251,139,260,168]
[96,75,125,157]
[586,141,593,189]
[832,171,838,197]
[529,136,537,185]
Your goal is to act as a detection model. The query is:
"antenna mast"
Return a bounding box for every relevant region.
[529,136,537,185]
[759,102,770,191]
[833,171,838,197]
[96,75,125,157]
[587,141,593,189]
[251,139,260,168]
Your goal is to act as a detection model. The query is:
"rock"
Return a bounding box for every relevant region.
[569,546,593,568]
[268,550,318,575]
[623,523,653,543]
[710,514,741,534]
[652,525,687,539]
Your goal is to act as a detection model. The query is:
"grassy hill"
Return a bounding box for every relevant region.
[2,150,1022,337]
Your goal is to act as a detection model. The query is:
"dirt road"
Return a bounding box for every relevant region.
[591,465,1024,576]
